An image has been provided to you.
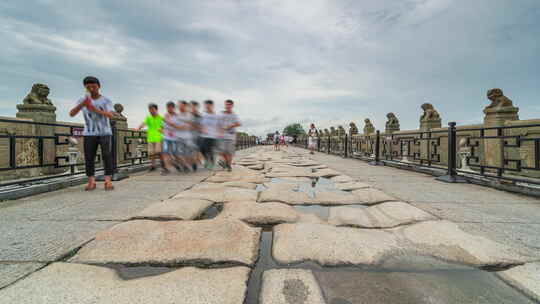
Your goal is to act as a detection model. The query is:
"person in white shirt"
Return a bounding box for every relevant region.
[308,123,318,154]
[173,100,195,171]
[218,99,241,172]
[200,100,219,169]
[69,76,115,191]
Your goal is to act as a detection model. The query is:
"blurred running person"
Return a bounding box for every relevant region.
[190,101,202,171]
[69,76,115,191]
[218,99,241,172]
[161,101,182,174]
[136,104,163,172]
[200,100,219,169]
[176,100,195,171]
[308,123,317,154]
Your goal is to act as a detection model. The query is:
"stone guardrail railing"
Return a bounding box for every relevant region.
[295,88,540,187]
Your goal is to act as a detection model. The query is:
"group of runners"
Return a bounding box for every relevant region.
[69,76,241,192]
[138,99,241,175]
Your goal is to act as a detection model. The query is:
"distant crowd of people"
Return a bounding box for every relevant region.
[69,76,241,192]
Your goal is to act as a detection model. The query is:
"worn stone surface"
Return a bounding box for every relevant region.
[223,189,259,203]
[273,223,399,265]
[132,198,213,220]
[258,188,312,205]
[0,263,249,304]
[296,213,327,224]
[400,220,533,267]
[311,191,363,205]
[263,183,300,191]
[193,181,258,190]
[498,262,540,301]
[261,269,325,304]
[334,181,371,191]
[330,175,355,183]
[71,219,261,266]
[174,188,258,203]
[266,168,313,178]
[217,201,299,225]
[311,168,341,178]
[0,263,44,289]
[328,201,437,228]
[351,188,398,205]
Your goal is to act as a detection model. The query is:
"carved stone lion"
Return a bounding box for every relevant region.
[23,84,53,106]
[485,88,514,110]
[330,126,337,136]
[112,103,126,119]
[385,112,400,131]
[420,103,440,122]
[349,122,358,135]
[363,119,375,135]
[337,125,346,136]
[324,129,330,136]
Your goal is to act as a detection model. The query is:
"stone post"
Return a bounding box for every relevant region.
[15,83,59,176]
[482,88,519,172]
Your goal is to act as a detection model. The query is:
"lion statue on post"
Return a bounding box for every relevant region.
[485,88,514,110]
[23,84,53,106]
[420,103,440,122]
[349,122,358,135]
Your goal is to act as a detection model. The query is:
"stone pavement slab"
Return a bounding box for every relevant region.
[334,181,371,191]
[330,175,355,183]
[258,188,312,205]
[0,220,117,262]
[311,190,363,205]
[273,223,399,266]
[328,201,437,228]
[217,201,299,225]
[0,263,44,289]
[71,219,261,266]
[132,198,213,220]
[498,262,540,302]
[261,269,325,304]
[0,262,250,304]
[351,188,398,205]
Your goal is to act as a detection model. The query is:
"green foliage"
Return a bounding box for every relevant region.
[283,123,306,137]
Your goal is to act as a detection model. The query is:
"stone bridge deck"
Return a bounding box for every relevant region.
[0,146,538,303]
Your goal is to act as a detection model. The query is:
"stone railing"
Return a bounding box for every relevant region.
[296,88,540,186]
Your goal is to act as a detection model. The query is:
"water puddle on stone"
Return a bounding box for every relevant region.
[102,264,177,280]
[244,230,534,304]
[197,203,223,220]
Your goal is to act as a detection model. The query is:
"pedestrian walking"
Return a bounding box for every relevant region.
[218,99,241,172]
[308,123,317,154]
[69,76,115,191]
[200,100,219,169]
[136,103,163,172]
[273,131,280,151]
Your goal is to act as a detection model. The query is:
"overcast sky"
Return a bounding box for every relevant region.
[1,0,539,136]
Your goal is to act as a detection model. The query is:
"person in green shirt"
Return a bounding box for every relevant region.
[137,103,163,171]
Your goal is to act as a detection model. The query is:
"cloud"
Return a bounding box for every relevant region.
[0,0,539,136]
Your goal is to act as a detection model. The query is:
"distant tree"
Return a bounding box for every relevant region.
[283,123,306,137]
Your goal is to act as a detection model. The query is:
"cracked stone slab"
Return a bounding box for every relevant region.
[273,223,399,266]
[266,169,314,178]
[311,168,341,178]
[296,213,327,224]
[258,188,312,205]
[0,262,249,304]
[273,221,532,268]
[71,219,261,267]
[335,181,371,191]
[399,220,534,267]
[261,269,325,304]
[131,198,213,220]
[498,262,540,302]
[311,191,363,205]
[328,201,437,228]
[173,188,258,203]
[217,201,299,225]
[351,188,398,205]
[0,263,44,289]
[330,175,355,183]
[263,183,300,191]
[247,163,265,170]
[275,177,313,183]
[193,181,258,190]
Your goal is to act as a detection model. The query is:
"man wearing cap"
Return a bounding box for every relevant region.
[69,76,115,191]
